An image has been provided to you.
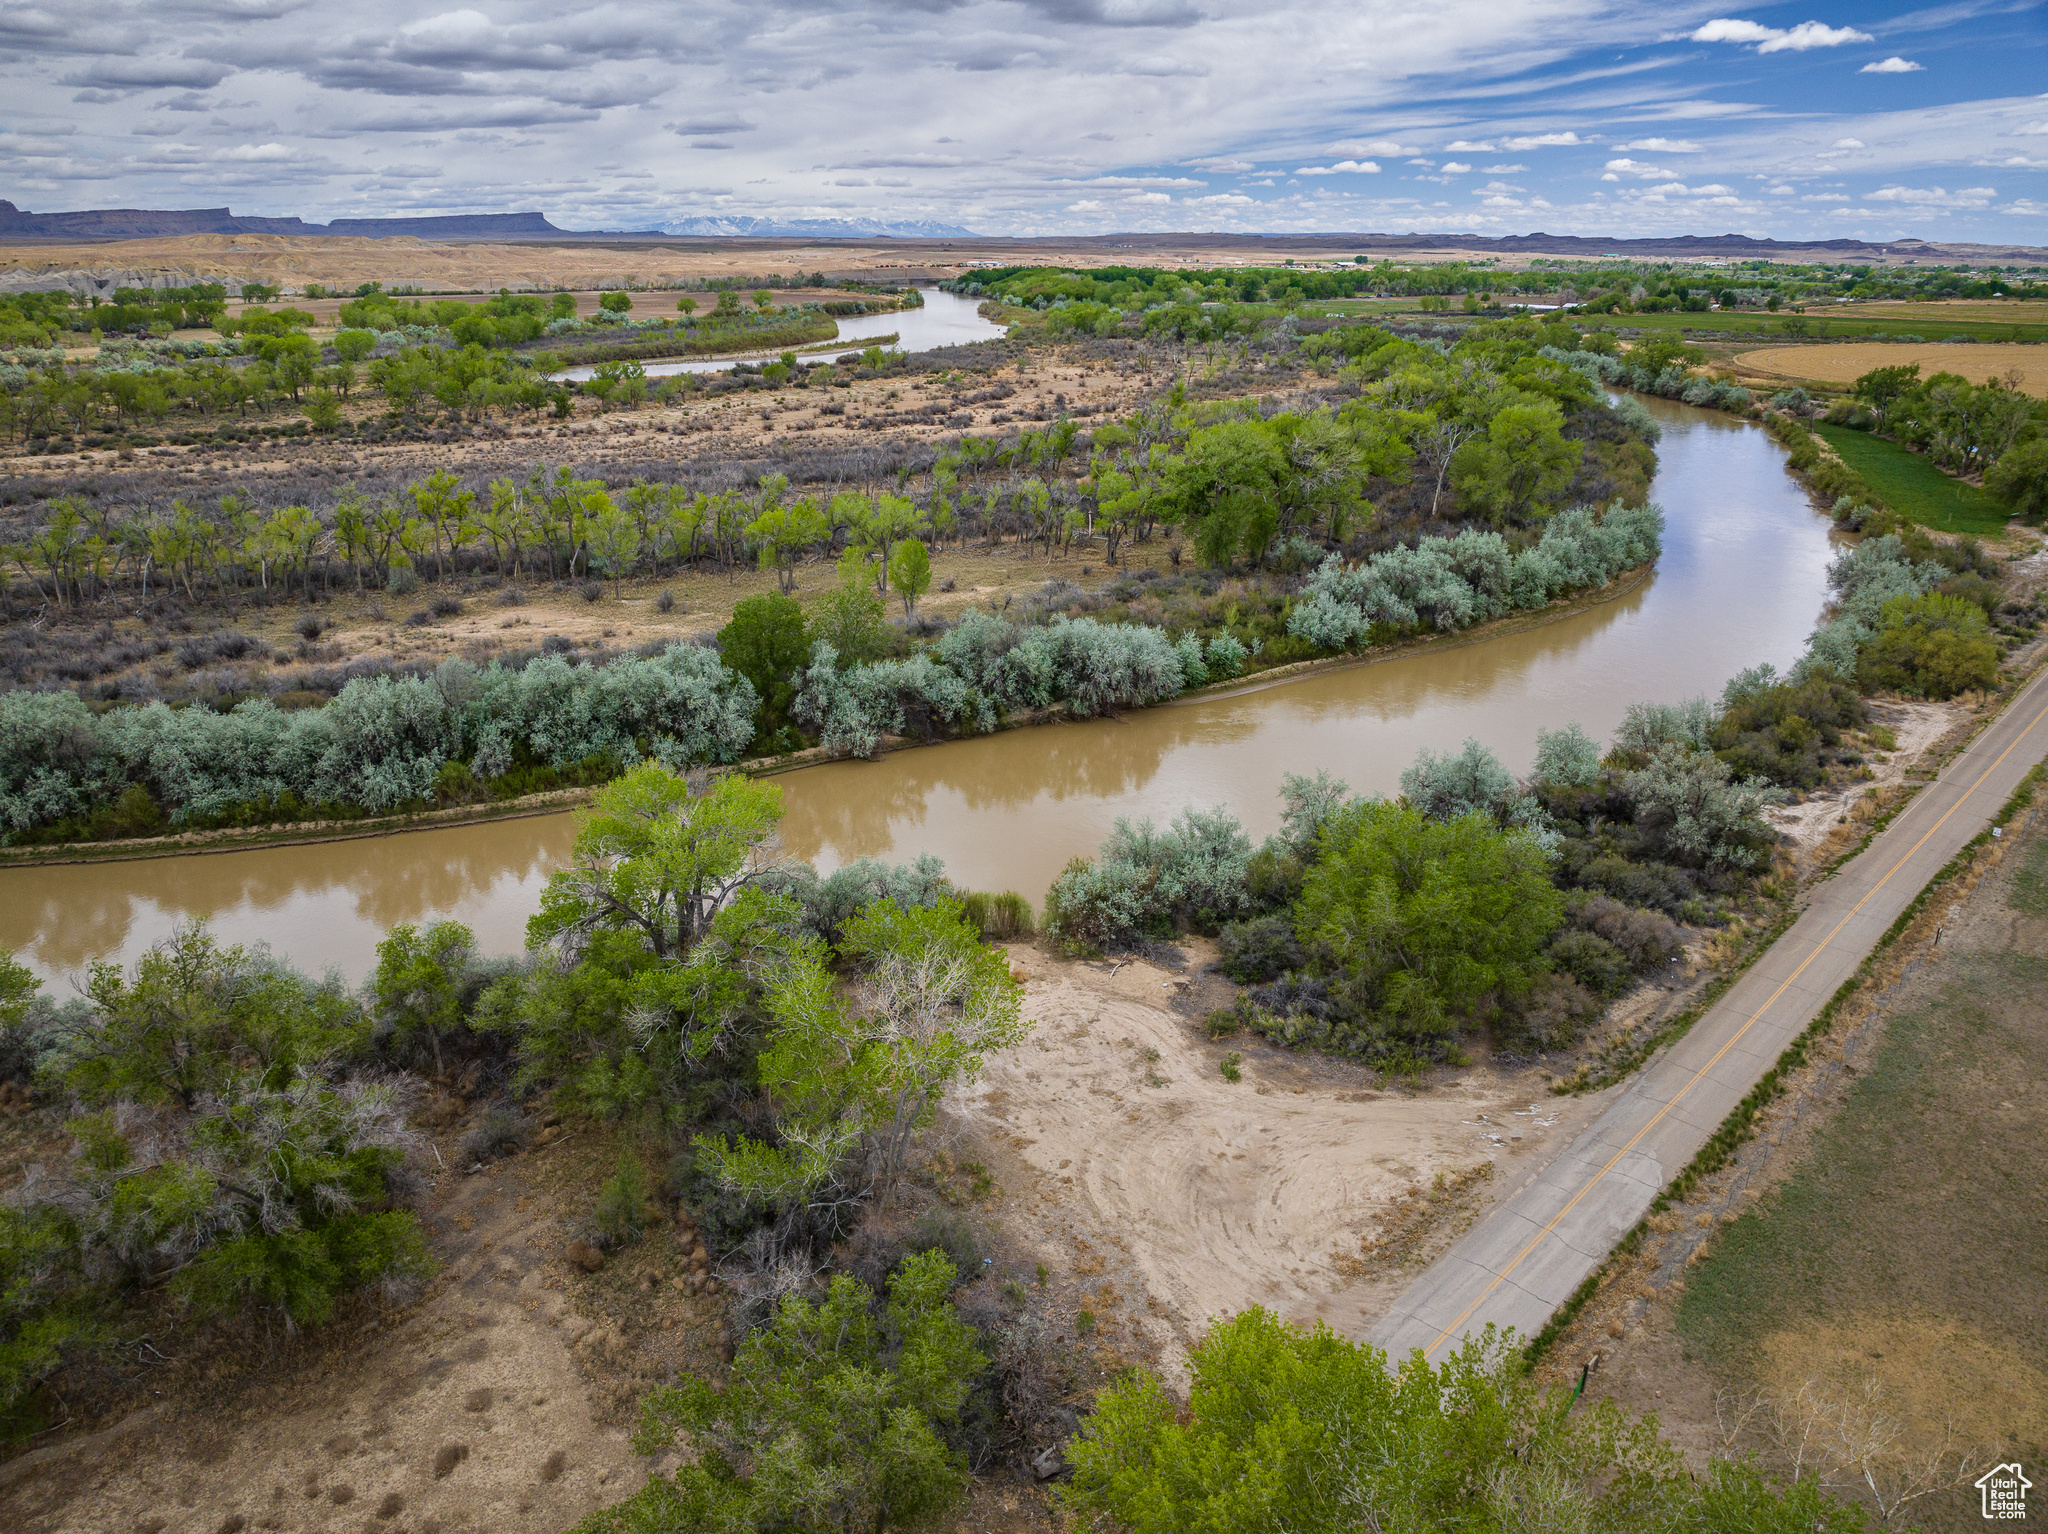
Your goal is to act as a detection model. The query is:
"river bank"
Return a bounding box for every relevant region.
[0,560,1660,870]
[0,394,1841,985]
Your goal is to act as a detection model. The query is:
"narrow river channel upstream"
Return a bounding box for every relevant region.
[0,395,1839,985]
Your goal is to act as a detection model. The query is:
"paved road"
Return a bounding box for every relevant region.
[1370,665,2048,1363]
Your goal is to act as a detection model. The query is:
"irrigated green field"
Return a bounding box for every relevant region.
[1813,422,2012,537]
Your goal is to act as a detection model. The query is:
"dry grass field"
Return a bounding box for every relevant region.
[0,231,1466,298]
[1543,791,2048,1532]
[1735,341,2048,395]
[1844,298,2048,326]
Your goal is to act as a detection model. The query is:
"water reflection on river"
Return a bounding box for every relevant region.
[552,287,1006,380]
[0,396,1837,984]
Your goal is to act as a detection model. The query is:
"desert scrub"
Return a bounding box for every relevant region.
[959,889,1035,940]
[459,1106,529,1162]
[593,1153,651,1245]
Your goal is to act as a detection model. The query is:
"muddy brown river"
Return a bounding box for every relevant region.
[1,396,1837,984]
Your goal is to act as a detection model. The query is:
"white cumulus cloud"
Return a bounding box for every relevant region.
[1691,18,1874,53]
[1865,184,1996,207]
[1859,56,1922,73]
[1293,159,1379,174]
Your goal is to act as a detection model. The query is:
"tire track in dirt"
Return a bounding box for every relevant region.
[954,948,1597,1361]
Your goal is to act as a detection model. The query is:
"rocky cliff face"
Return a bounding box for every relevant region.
[0,264,235,296]
[0,202,563,241]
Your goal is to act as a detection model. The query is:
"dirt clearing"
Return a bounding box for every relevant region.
[951,943,1603,1375]
[1735,341,2048,396]
[0,1114,723,1534]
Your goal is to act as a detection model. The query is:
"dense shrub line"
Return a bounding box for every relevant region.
[1762,410,1892,520]
[1540,336,1754,413]
[0,643,758,835]
[1287,500,1662,648]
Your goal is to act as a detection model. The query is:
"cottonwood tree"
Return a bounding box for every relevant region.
[529,764,786,962]
[1067,1313,1868,1533]
[1450,400,1582,525]
[747,495,828,595]
[887,538,931,614]
[697,897,1025,1205]
[615,1252,983,1534]
[372,919,476,1073]
[1294,800,1561,1045]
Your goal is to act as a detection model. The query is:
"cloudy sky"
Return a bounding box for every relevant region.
[2,0,2045,240]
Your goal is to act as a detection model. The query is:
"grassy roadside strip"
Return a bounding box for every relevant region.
[1816,650,2046,880]
[1552,903,1795,1097]
[1563,654,2047,1093]
[1523,759,2048,1368]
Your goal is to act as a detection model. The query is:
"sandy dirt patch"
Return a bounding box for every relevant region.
[1761,698,1958,866]
[952,944,1601,1371]
[1734,342,2048,396]
[0,1121,702,1534]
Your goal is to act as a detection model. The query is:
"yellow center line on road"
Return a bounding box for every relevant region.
[1421,688,2048,1359]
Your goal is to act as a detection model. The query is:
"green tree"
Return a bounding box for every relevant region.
[1450,400,1582,524]
[372,920,476,1074]
[698,898,1024,1202]
[0,951,39,1084]
[1851,363,1921,430]
[807,548,889,666]
[333,328,378,366]
[1064,1310,1867,1534]
[598,291,632,314]
[1858,590,2002,699]
[61,1074,432,1329]
[1294,801,1561,1049]
[68,925,368,1108]
[886,537,932,615]
[747,496,828,596]
[752,288,774,311]
[1986,437,2048,520]
[849,492,927,593]
[407,468,476,583]
[329,485,370,593]
[258,333,320,402]
[530,764,786,962]
[588,495,643,597]
[1166,420,1286,568]
[477,477,530,578]
[676,296,698,317]
[591,1252,982,1534]
[719,592,812,745]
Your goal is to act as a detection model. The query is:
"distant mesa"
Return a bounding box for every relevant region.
[0,200,564,241]
[660,215,979,239]
[0,201,970,243]
[1,201,2032,260]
